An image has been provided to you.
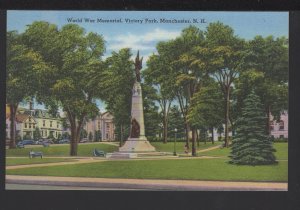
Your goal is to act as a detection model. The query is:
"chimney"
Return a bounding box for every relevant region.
[29,101,33,110]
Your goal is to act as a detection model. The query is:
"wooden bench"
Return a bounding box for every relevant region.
[93,149,105,157]
[29,151,43,159]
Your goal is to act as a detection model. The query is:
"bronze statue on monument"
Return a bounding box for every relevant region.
[135,50,143,82]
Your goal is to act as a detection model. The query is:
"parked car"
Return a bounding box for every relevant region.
[35,139,44,145]
[42,139,54,144]
[20,140,35,145]
[16,141,24,148]
[79,138,88,143]
[58,139,70,144]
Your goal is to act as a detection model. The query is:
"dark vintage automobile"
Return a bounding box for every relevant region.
[58,139,70,144]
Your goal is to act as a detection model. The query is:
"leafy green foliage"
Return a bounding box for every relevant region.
[20,21,106,155]
[33,127,41,140]
[100,48,135,144]
[230,91,277,165]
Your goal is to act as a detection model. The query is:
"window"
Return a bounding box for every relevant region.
[279,121,284,130]
[43,120,45,127]
[41,130,43,136]
[50,121,52,127]
[29,123,31,128]
[56,132,57,137]
[57,122,59,128]
[25,123,27,128]
[270,121,274,131]
[33,124,35,128]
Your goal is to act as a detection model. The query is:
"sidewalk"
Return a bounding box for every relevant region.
[6,175,288,191]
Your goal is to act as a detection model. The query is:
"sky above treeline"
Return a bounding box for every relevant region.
[7,11,289,111]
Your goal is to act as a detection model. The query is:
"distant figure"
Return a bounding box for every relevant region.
[134,50,143,82]
[184,144,189,154]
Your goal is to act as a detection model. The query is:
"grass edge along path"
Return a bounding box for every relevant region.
[198,143,288,160]
[6,158,77,166]
[6,158,288,182]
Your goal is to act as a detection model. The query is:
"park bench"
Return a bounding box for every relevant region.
[93,148,106,157]
[29,151,43,159]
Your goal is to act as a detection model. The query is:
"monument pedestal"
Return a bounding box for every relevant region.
[118,81,155,153]
[119,137,156,152]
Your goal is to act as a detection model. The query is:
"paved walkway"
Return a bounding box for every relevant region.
[6,175,287,191]
[6,158,107,170]
[197,145,222,153]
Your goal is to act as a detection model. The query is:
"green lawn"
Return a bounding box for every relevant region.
[6,158,287,182]
[6,141,222,157]
[6,143,118,157]
[151,141,222,153]
[6,158,76,166]
[199,143,288,160]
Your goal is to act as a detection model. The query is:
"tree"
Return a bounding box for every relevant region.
[229,91,277,165]
[6,31,47,148]
[241,36,288,135]
[33,127,41,140]
[94,130,101,142]
[144,49,176,144]
[62,132,70,139]
[48,132,54,140]
[187,81,224,144]
[88,131,93,141]
[80,129,87,140]
[21,21,105,156]
[204,22,246,147]
[173,26,206,156]
[142,84,161,139]
[168,106,185,140]
[100,48,135,146]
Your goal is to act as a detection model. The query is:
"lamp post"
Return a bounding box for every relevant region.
[174,128,177,156]
[159,123,163,140]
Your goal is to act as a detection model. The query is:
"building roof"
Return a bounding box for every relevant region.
[23,109,60,119]
[15,114,30,123]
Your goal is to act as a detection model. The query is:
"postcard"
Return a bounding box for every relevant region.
[5,10,288,191]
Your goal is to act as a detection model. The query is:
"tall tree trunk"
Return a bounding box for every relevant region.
[163,115,168,144]
[70,124,78,156]
[196,129,199,147]
[224,88,230,147]
[185,122,190,149]
[191,128,196,156]
[120,124,124,147]
[211,127,214,144]
[9,103,18,149]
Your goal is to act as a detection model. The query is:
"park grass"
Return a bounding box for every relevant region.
[6,141,221,157]
[6,158,287,182]
[199,142,288,160]
[6,158,76,166]
[151,141,222,153]
[6,143,118,157]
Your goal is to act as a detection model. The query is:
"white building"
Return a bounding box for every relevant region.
[84,111,115,141]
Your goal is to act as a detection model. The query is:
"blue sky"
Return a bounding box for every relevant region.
[8,11,288,111]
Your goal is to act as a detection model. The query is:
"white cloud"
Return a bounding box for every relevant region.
[109,43,154,51]
[107,28,180,52]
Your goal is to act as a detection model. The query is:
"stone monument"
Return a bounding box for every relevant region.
[119,51,156,152]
